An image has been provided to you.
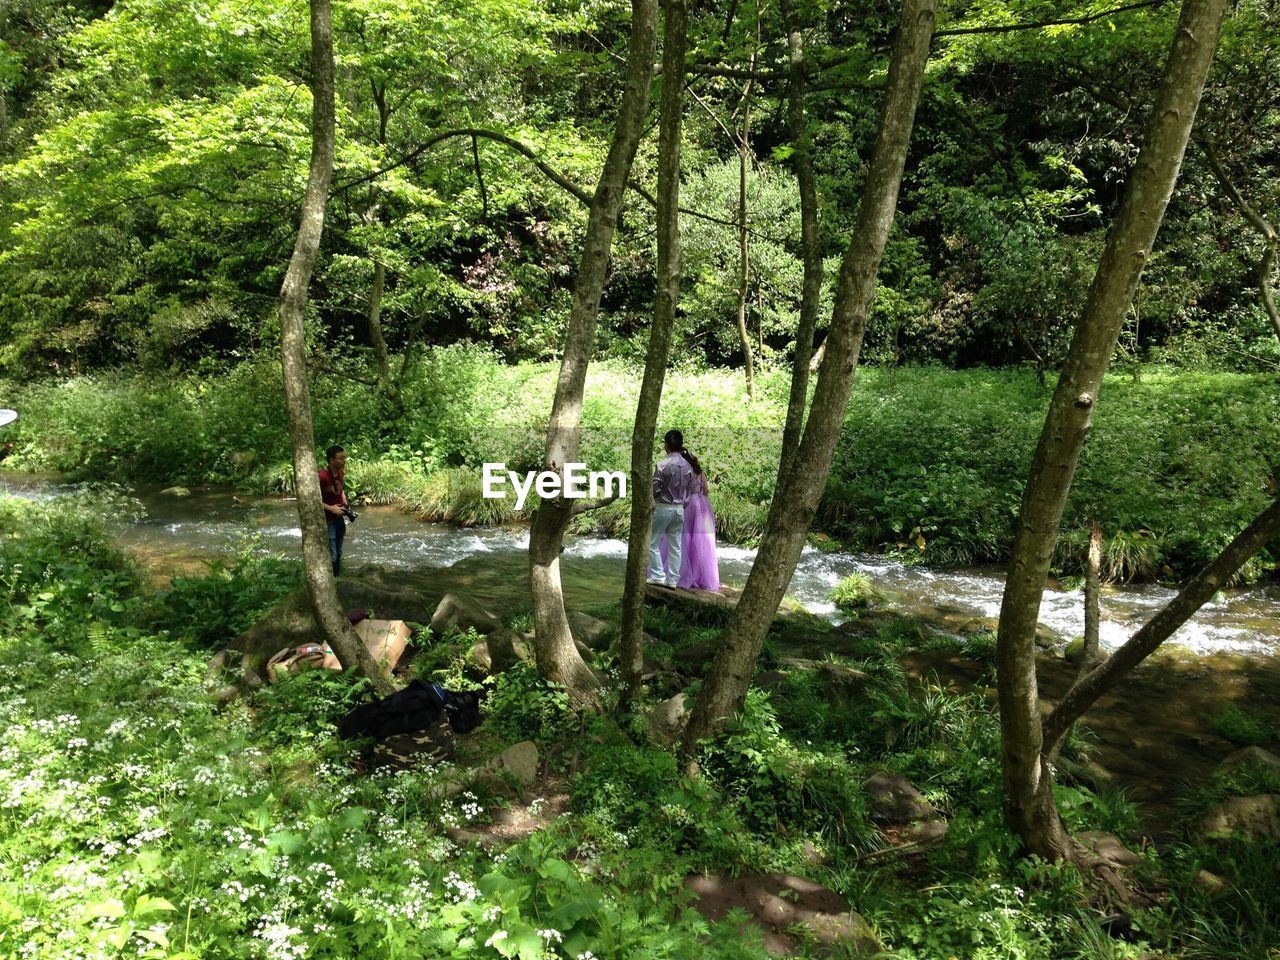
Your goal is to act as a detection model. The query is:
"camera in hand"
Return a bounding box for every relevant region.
[341,505,359,523]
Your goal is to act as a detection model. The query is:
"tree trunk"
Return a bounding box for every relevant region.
[1078,521,1104,676]
[995,0,1228,861]
[620,0,687,707]
[681,0,937,758]
[778,0,822,483]
[1045,496,1280,757]
[528,0,659,708]
[1199,140,1280,343]
[368,260,391,385]
[734,58,756,400]
[278,0,395,696]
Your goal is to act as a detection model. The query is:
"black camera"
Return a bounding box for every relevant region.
[341,505,359,523]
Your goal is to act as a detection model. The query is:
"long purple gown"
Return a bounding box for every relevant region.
[677,484,720,591]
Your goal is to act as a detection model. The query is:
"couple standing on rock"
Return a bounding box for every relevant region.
[648,429,720,591]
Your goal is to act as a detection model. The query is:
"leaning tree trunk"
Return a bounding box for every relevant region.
[278,0,395,695]
[681,0,937,758]
[528,0,659,707]
[777,0,823,484]
[620,0,687,707]
[994,0,1229,861]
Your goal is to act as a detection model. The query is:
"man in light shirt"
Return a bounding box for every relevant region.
[649,429,698,587]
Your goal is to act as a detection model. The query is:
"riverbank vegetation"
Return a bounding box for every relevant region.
[5,351,1278,581]
[4,495,1279,959]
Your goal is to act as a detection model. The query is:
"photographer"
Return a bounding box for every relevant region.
[319,444,356,576]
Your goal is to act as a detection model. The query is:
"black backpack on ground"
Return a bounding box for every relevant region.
[337,680,485,741]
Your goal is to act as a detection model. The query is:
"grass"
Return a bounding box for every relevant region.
[4,349,1279,580]
[2,494,1276,959]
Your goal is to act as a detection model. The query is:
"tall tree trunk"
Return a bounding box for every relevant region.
[778,0,822,482]
[1199,140,1280,343]
[620,0,687,707]
[368,260,391,385]
[995,0,1229,861]
[1078,521,1104,676]
[681,0,937,758]
[734,48,757,400]
[279,0,395,695]
[528,0,659,707]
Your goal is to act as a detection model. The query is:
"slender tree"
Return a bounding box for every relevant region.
[620,0,688,706]
[681,0,938,756]
[994,0,1230,860]
[777,0,823,482]
[527,0,660,706]
[278,0,395,695]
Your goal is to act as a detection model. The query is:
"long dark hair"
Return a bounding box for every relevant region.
[664,429,703,476]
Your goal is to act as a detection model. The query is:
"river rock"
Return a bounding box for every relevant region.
[864,771,939,824]
[1193,869,1228,896]
[486,741,539,789]
[1076,831,1143,869]
[685,872,880,958]
[567,611,611,650]
[1214,746,1280,779]
[160,485,191,497]
[1197,794,1280,841]
[645,693,691,748]
[467,629,533,676]
[228,450,256,473]
[1065,636,1109,666]
[431,593,502,637]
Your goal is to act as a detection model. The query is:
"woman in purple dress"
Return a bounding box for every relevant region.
[675,447,720,591]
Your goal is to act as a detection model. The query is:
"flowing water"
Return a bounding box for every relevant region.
[7,474,1280,657]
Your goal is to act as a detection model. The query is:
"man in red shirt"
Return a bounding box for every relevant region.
[319,444,349,576]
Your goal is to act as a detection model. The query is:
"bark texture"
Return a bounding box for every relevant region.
[1079,521,1104,674]
[778,0,822,483]
[367,260,391,385]
[680,0,937,757]
[620,0,687,706]
[278,0,394,695]
[994,0,1229,861]
[528,0,659,706]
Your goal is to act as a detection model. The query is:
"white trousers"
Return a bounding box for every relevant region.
[648,503,684,585]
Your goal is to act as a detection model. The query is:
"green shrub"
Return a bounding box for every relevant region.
[1212,704,1271,747]
[829,572,875,611]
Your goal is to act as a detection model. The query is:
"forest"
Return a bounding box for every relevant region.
[1,0,1279,957]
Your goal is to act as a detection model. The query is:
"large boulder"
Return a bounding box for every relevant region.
[645,693,691,748]
[1198,795,1280,842]
[467,629,533,676]
[222,576,434,681]
[685,872,880,958]
[431,592,502,637]
[1214,746,1280,780]
[485,741,540,789]
[864,770,948,845]
[567,611,611,650]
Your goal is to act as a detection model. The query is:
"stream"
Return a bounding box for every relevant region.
[7,474,1280,657]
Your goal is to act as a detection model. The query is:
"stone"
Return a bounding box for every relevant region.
[466,629,532,676]
[1193,869,1227,896]
[160,485,190,497]
[485,741,539,789]
[470,767,519,799]
[864,771,939,824]
[1076,831,1143,868]
[672,639,722,672]
[431,593,502,637]
[903,819,949,844]
[685,872,880,958]
[646,693,691,748]
[1214,746,1280,780]
[228,451,256,474]
[567,611,611,650]
[1065,636,1109,666]
[753,670,789,692]
[1198,794,1280,841]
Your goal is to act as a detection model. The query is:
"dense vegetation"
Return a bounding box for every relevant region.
[1,0,1278,377]
[4,495,1278,959]
[6,348,1278,579]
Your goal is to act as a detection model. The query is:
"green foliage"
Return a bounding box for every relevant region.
[483,662,574,752]
[150,546,300,649]
[829,572,874,611]
[1210,704,1272,748]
